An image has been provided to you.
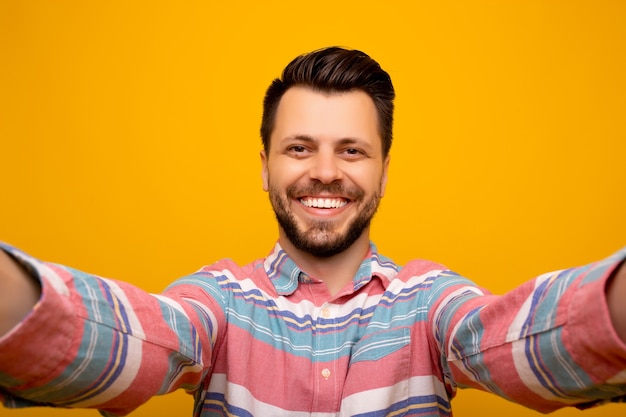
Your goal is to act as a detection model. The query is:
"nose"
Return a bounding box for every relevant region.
[309,150,343,184]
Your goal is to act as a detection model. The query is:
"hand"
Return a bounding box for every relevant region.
[0,250,41,336]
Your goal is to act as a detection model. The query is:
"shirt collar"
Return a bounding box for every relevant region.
[263,242,399,296]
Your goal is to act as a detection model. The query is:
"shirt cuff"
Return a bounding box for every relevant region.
[0,243,77,391]
[566,247,626,384]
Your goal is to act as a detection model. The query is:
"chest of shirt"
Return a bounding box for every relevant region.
[203,281,448,415]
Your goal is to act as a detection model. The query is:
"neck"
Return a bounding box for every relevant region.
[278,231,371,296]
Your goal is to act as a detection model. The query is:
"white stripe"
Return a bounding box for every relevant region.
[207,373,337,417]
[341,375,449,415]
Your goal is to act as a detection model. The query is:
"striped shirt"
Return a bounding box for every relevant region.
[1,242,626,416]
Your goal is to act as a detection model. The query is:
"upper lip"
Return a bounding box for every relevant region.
[287,182,361,204]
[298,194,348,199]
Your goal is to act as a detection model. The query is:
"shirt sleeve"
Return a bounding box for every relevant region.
[0,243,224,417]
[434,247,626,413]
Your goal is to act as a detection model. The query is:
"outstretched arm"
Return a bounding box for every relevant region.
[440,248,626,413]
[0,250,41,336]
[0,245,215,415]
[607,261,626,342]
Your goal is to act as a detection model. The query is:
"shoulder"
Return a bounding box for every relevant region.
[395,258,449,283]
[390,258,485,304]
[167,257,274,298]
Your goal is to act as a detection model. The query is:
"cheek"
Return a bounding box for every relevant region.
[349,167,386,194]
[270,163,309,186]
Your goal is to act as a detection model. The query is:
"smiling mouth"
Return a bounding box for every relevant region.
[299,197,348,209]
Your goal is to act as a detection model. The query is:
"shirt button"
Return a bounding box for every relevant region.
[322,308,331,318]
[321,368,331,380]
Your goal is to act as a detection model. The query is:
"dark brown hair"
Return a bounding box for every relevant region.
[260,47,395,156]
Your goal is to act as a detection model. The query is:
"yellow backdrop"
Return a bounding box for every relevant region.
[1,1,625,416]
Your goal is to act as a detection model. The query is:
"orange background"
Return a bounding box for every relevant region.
[1,1,625,416]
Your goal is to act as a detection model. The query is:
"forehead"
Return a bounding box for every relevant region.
[272,87,381,150]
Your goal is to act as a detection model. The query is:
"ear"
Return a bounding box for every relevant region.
[380,155,390,197]
[260,150,269,192]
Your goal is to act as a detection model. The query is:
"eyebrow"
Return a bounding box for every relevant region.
[282,134,315,144]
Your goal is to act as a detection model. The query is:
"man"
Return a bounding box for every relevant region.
[1,47,625,416]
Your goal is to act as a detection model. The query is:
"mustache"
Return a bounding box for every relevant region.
[286,182,364,200]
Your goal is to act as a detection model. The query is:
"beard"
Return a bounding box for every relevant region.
[268,181,382,258]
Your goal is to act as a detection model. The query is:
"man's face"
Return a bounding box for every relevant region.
[261,86,389,258]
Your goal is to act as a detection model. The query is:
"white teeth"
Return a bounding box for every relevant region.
[300,198,347,208]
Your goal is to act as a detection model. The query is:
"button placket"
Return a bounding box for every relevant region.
[312,302,341,410]
[320,304,333,384]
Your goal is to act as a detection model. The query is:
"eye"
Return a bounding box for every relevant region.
[286,144,311,158]
[341,147,366,160]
